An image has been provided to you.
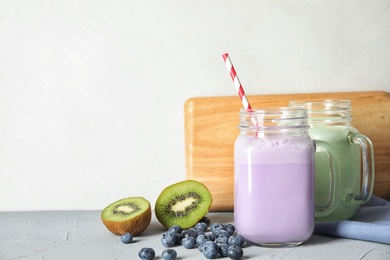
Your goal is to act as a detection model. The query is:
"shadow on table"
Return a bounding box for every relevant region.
[304,234,337,246]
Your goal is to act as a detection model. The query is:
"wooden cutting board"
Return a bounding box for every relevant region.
[184,91,390,211]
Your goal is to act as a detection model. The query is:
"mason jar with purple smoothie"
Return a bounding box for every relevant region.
[234,107,339,247]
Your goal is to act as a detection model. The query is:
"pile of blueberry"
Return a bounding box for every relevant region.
[160,217,246,260]
[121,217,247,260]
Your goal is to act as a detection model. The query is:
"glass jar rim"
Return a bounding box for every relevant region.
[289,99,351,110]
[238,107,309,131]
[239,106,307,116]
[288,99,352,124]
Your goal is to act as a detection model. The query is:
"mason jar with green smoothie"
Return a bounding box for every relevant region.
[289,99,375,222]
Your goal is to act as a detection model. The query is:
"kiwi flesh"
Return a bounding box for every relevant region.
[101,196,151,236]
[155,180,212,229]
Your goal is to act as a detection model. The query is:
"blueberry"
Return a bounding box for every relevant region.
[225,224,236,236]
[228,234,245,247]
[189,227,203,236]
[199,216,211,226]
[206,232,216,241]
[182,236,197,249]
[195,231,205,238]
[168,225,182,235]
[181,229,197,239]
[138,247,155,260]
[161,231,176,248]
[195,222,208,232]
[215,235,229,244]
[218,243,229,257]
[162,248,177,260]
[217,229,230,238]
[120,232,133,244]
[202,241,219,259]
[196,234,210,246]
[172,232,182,245]
[227,245,243,260]
[210,223,225,236]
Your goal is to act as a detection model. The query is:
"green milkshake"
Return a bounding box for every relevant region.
[311,125,362,221]
[289,99,375,222]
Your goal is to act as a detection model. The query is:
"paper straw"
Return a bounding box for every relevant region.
[222,53,252,110]
[222,53,261,137]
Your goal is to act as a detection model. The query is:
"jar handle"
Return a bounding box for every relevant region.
[348,132,375,203]
[314,140,340,218]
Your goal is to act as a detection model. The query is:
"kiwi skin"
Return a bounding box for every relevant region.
[155,180,212,229]
[101,197,152,236]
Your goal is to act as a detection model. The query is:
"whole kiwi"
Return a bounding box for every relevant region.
[101,196,151,236]
[155,180,212,229]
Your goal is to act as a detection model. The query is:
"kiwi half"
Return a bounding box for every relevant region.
[101,196,151,236]
[155,180,212,229]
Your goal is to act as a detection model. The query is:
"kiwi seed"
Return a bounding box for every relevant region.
[101,196,151,236]
[155,180,212,229]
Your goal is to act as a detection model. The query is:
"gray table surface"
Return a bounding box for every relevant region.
[0,211,389,260]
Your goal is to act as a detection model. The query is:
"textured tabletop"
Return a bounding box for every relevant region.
[0,211,389,260]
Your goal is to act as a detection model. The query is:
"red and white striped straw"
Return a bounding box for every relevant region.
[222,53,252,110]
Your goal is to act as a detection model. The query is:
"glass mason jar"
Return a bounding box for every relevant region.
[289,99,374,222]
[234,107,339,247]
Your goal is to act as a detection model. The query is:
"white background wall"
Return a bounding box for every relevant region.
[1,0,389,211]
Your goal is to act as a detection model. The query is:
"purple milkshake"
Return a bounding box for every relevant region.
[234,107,315,247]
